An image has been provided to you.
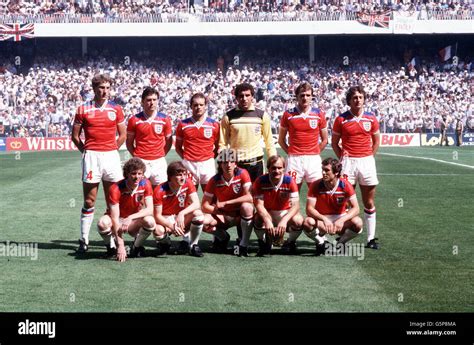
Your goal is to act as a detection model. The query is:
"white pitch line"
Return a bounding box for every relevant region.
[379,173,466,176]
[379,152,474,169]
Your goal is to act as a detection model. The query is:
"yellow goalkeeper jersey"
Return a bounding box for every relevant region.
[219,105,277,162]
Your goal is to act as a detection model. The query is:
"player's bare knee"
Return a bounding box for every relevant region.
[353,217,363,232]
[142,216,156,229]
[303,217,316,232]
[153,225,166,240]
[97,216,112,232]
[292,214,304,229]
[191,211,204,225]
[240,202,254,218]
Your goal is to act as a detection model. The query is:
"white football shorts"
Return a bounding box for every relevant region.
[140,157,167,186]
[182,158,216,186]
[286,154,322,184]
[341,155,379,186]
[82,150,123,183]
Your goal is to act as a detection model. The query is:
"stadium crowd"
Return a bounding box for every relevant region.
[1,0,472,22]
[0,49,473,138]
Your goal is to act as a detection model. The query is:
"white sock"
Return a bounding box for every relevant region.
[182,232,190,244]
[134,227,153,247]
[189,221,203,246]
[316,234,327,245]
[80,207,95,244]
[364,208,376,241]
[338,229,360,244]
[98,226,115,248]
[288,228,302,243]
[253,226,265,241]
[239,216,253,247]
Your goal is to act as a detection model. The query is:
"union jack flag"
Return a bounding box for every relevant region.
[357,11,391,29]
[0,23,35,42]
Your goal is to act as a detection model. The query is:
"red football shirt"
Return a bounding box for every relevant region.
[204,168,251,213]
[307,178,356,215]
[127,111,172,160]
[332,111,379,158]
[252,174,299,211]
[280,107,327,155]
[153,179,196,215]
[74,100,125,151]
[108,178,153,218]
[175,117,219,161]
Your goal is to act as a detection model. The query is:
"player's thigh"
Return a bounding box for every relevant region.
[340,156,357,185]
[182,159,199,185]
[285,155,304,184]
[304,154,322,183]
[100,151,123,183]
[82,150,103,183]
[199,158,217,185]
[126,218,145,237]
[269,210,288,227]
[148,157,167,186]
[356,156,379,186]
[343,216,363,232]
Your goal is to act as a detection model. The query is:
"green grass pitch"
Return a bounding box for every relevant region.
[0,147,473,312]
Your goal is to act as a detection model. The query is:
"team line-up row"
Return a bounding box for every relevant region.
[71,74,381,261]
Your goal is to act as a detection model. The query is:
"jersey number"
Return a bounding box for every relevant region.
[288,171,298,181]
[86,170,93,181]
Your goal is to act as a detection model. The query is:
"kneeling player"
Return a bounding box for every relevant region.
[97,157,156,262]
[153,161,205,257]
[253,155,304,256]
[201,149,254,256]
[303,157,363,255]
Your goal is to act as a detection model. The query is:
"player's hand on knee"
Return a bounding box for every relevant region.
[172,223,185,237]
[334,220,344,234]
[121,217,132,233]
[276,221,287,237]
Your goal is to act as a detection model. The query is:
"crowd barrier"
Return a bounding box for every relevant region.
[1,133,472,152]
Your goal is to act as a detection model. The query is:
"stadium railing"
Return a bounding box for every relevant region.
[1,9,471,24]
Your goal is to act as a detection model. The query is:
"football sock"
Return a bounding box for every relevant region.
[80,207,95,244]
[288,227,302,242]
[97,226,115,248]
[155,233,171,244]
[134,227,153,247]
[236,223,243,241]
[213,227,228,241]
[305,228,318,242]
[240,216,253,247]
[189,220,203,246]
[253,226,265,241]
[338,229,360,244]
[364,208,376,241]
[316,234,327,245]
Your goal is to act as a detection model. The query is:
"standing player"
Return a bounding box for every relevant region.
[303,158,363,255]
[96,158,155,262]
[201,149,254,256]
[153,161,205,257]
[253,155,304,256]
[279,82,328,189]
[219,83,276,182]
[71,74,126,254]
[126,87,173,187]
[331,85,380,249]
[175,93,219,191]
